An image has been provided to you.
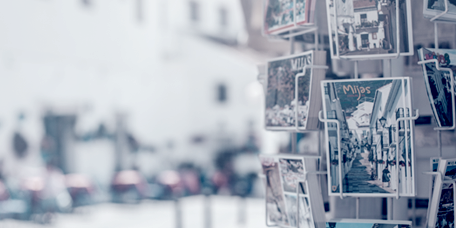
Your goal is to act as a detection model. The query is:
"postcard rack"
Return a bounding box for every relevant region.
[258,0,421,227]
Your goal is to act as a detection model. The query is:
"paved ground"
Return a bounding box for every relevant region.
[0,196,269,228]
[344,152,393,194]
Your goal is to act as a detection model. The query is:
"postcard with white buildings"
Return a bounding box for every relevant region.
[263,0,312,35]
[321,77,415,197]
[418,48,456,128]
[325,0,413,60]
[424,0,456,21]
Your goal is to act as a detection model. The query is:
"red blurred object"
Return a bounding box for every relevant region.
[212,171,228,189]
[65,174,94,207]
[111,170,147,202]
[0,180,10,201]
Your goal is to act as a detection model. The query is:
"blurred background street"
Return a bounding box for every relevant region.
[0,196,268,228]
[0,0,299,226]
[0,0,452,227]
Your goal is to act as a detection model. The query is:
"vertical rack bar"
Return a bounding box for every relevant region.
[387,198,393,220]
[290,35,297,154]
[438,130,442,158]
[389,59,393,77]
[412,197,416,227]
[435,22,443,159]
[292,134,298,154]
[290,34,295,55]
[354,61,359,79]
[356,197,360,219]
[434,22,439,49]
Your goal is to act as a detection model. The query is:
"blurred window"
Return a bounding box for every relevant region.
[190,1,200,22]
[217,84,227,103]
[220,7,228,28]
[81,0,91,6]
[137,0,144,22]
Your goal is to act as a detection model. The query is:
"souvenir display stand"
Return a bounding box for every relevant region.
[258,0,427,226]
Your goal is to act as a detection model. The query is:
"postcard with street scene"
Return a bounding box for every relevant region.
[327,219,411,228]
[265,52,313,131]
[321,78,415,196]
[263,0,310,35]
[326,0,413,59]
[260,156,290,227]
[419,48,456,128]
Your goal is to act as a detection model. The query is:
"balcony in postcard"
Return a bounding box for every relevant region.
[355,21,380,33]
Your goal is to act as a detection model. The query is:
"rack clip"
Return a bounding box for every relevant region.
[430,0,450,22]
[393,108,419,199]
[318,111,344,199]
[423,171,444,182]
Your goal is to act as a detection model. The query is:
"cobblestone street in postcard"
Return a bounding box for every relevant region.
[344,152,394,194]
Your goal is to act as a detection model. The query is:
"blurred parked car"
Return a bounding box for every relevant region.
[111,170,148,203]
[65,174,95,207]
[0,180,30,220]
[21,167,73,218]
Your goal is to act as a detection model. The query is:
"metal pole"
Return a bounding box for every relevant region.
[383,59,391,78]
[175,197,182,228]
[389,59,393,77]
[290,35,298,154]
[438,130,442,157]
[412,197,416,227]
[292,133,298,154]
[435,22,439,49]
[356,197,360,219]
[238,196,246,225]
[387,198,393,220]
[204,192,212,228]
[290,35,295,55]
[354,61,359,79]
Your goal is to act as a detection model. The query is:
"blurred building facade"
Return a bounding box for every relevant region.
[0,0,269,191]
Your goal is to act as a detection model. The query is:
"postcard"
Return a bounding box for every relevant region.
[260,156,290,227]
[263,0,312,35]
[265,51,326,131]
[321,77,415,197]
[325,0,414,60]
[418,48,456,128]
